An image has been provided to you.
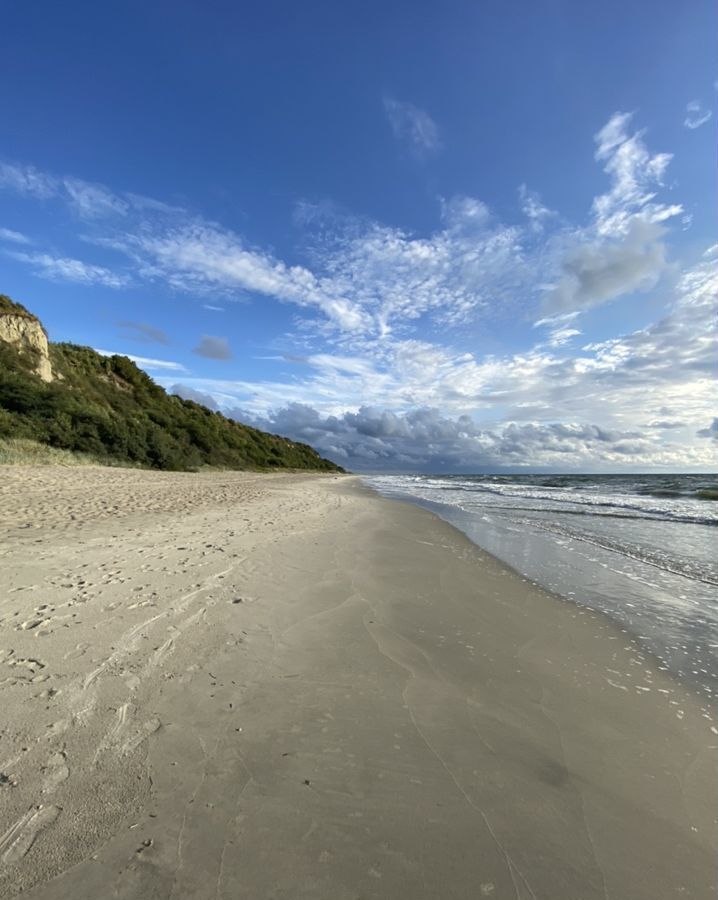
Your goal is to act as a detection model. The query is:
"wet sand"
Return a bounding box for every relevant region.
[0,466,715,899]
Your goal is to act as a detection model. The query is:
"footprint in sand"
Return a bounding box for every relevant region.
[46,719,70,739]
[41,752,69,794]
[1,656,48,685]
[0,805,61,866]
[63,643,90,661]
[17,618,50,632]
[95,704,161,761]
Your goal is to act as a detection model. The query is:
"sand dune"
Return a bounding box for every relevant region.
[0,466,715,898]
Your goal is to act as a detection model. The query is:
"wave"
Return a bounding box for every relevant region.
[525,518,718,588]
[370,476,718,526]
[472,502,718,528]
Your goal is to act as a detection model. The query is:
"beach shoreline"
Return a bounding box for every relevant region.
[0,466,715,899]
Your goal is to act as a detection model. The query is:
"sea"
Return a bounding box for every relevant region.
[363,473,718,709]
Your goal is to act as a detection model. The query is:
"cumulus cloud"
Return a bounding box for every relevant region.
[383,97,442,158]
[159,252,717,470]
[0,112,711,471]
[4,250,129,288]
[117,321,169,344]
[684,100,712,130]
[232,402,659,471]
[193,335,232,360]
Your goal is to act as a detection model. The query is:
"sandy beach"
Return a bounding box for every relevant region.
[0,466,715,899]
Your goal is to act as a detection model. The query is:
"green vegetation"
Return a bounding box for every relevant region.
[0,294,37,320]
[0,301,344,473]
[0,438,132,467]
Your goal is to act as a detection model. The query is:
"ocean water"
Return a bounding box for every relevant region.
[364,473,718,708]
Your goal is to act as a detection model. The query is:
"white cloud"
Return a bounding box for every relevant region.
[124,223,372,334]
[0,112,683,334]
[300,208,526,336]
[159,252,717,470]
[535,114,682,316]
[547,326,582,347]
[684,100,712,130]
[0,163,132,219]
[383,97,442,158]
[592,113,681,237]
[0,227,31,244]
[5,250,129,288]
[0,111,711,470]
[63,177,129,219]
[0,162,57,199]
[518,184,556,230]
[441,195,490,230]
[95,349,187,372]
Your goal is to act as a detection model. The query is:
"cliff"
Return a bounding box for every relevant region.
[0,294,344,473]
[0,295,53,382]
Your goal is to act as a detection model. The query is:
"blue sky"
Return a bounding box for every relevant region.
[1,0,715,471]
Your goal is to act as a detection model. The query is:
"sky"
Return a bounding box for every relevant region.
[1,0,715,472]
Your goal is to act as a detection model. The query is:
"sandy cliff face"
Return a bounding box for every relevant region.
[0,313,53,381]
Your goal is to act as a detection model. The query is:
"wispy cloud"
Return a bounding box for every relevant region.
[0,162,57,199]
[117,321,169,344]
[0,110,711,470]
[518,184,556,231]
[0,162,130,219]
[383,96,442,159]
[64,177,129,219]
[0,227,31,244]
[162,253,716,470]
[95,349,187,372]
[5,250,129,288]
[592,112,680,237]
[128,222,373,333]
[0,111,683,335]
[546,326,582,347]
[684,100,712,130]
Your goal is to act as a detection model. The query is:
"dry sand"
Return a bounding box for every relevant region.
[0,466,715,899]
